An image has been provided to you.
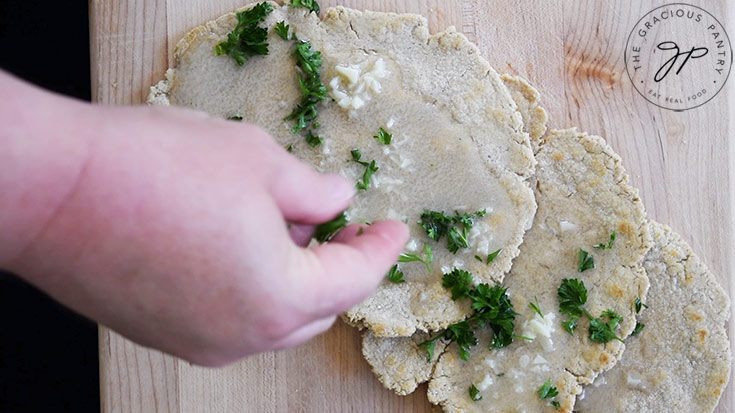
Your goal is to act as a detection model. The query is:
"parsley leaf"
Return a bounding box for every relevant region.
[486,248,502,263]
[594,231,616,250]
[419,210,452,241]
[589,310,624,343]
[470,284,518,349]
[442,269,473,301]
[561,317,578,335]
[469,384,482,401]
[284,40,327,134]
[419,209,485,253]
[631,322,645,336]
[418,337,438,362]
[274,21,290,40]
[558,278,588,318]
[398,244,433,271]
[443,320,477,360]
[385,264,404,283]
[578,248,595,272]
[214,2,273,66]
[529,297,543,318]
[227,115,243,121]
[313,211,347,242]
[538,378,559,399]
[305,130,323,147]
[552,400,561,409]
[285,144,293,152]
[289,0,320,13]
[350,149,378,190]
[374,127,392,144]
[635,297,648,313]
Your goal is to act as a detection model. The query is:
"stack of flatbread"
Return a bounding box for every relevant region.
[147,3,731,412]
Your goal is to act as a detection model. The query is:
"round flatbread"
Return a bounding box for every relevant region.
[363,128,650,412]
[576,221,731,412]
[148,3,537,336]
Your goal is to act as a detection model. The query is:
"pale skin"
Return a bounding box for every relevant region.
[0,71,408,366]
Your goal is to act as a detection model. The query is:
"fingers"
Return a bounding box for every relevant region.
[268,154,355,224]
[290,220,409,320]
[288,223,315,247]
[270,315,337,351]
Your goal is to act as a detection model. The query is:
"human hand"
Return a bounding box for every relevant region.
[0,72,408,366]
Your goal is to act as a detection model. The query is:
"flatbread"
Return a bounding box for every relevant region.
[361,74,548,396]
[148,3,538,336]
[363,128,650,412]
[576,221,731,412]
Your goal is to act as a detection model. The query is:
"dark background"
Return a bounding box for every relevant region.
[0,1,100,411]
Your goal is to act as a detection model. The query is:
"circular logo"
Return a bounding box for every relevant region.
[625,3,732,111]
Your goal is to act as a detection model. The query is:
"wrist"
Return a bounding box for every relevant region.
[0,71,95,273]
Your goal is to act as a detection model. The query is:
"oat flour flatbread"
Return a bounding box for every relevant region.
[363,128,650,412]
[148,3,538,336]
[576,221,731,412]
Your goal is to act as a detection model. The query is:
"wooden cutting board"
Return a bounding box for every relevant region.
[90,0,734,411]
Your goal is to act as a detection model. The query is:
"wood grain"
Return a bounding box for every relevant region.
[91,0,733,411]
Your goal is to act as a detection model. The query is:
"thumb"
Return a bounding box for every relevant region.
[290,220,409,320]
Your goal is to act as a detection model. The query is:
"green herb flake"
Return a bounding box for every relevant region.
[635,297,648,313]
[558,278,588,318]
[594,231,617,250]
[631,322,645,336]
[589,310,624,343]
[284,40,327,134]
[419,209,485,254]
[285,144,293,152]
[374,127,392,145]
[469,384,483,401]
[551,400,561,409]
[443,320,477,360]
[350,149,378,190]
[529,297,543,318]
[289,0,320,13]
[486,248,502,264]
[274,21,290,40]
[418,337,438,362]
[578,248,595,272]
[227,115,243,121]
[442,269,473,301]
[313,211,347,243]
[398,244,433,271]
[305,130,323,148]
[538,378,559,399]
[214,2,273,66]
[385,264,404,284]
[561,317,578,335]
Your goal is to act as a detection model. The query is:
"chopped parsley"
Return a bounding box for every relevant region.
[214,2,273,66]
[634,297,648,313]
[398,244,433,272]
[594,231,616,250]
[420,277,518,361]
[373,127,392,145]
[305,130,323,147]
[469,384,482,401]
[274,21,290,40]
[557,279,625,343]
[538,378,559,399]
[289,0,320,13]
[578,248,595,272]
[529,297,543,318]
[419,209,486,253]
[313,211,347,242]
[350,149,379,191]
[589,310,624,343]
[284,39,327,137]
[486,248,502,263]
[285,144,293,152]
[385,264,404,283]
[227,115,243,121]
[631,322,645,336]
[442,269,473,301]
[474,255,483,262]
